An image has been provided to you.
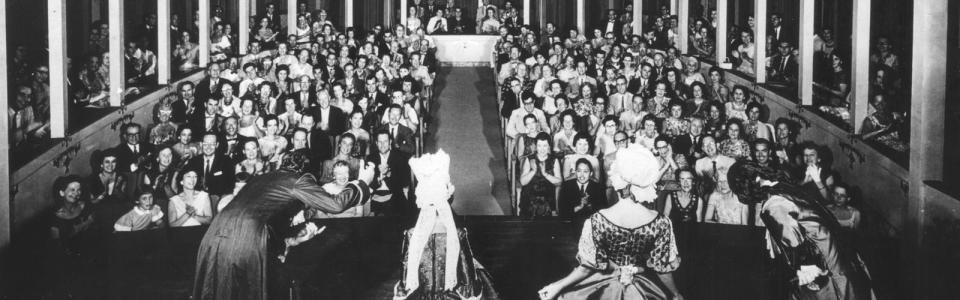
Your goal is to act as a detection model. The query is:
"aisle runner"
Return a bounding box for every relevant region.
[427,67,510,215]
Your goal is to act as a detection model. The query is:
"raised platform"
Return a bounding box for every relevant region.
[15,216,790,299]
[432,35,498,67]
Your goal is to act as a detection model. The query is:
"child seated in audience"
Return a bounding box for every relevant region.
[114,189,165,232]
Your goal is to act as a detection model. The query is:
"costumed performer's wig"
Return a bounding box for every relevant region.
[608,144,661,203]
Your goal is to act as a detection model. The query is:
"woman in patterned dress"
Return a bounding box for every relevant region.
[539,145,683,300]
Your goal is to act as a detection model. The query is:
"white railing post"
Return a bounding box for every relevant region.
[108,0,126,106]
[715,0,727,64]
[799,0,814,105]
[158,0,172,84]
[753,0,767,83]
[850,0,871,132]
[48,0,68,137]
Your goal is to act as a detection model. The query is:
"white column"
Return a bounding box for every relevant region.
[287,0,297,36]
[715,0,727,64]
[670,0,677,15]
[576,0,585,33]
[0,0,12,257]
[250,0,257,16]
[108,0,125,106]
[199,0,211,66]
[523,0,530,26]
[753,0,767,83]
[400,0,408,28]
[345,0,354,27]
[158,0,171,84]
[239,0,250,55]
[798,0,814,105]
[850,0,871,132]
[908,1,948,298]
[48,0,68,137]
[677,0,689,54]
[633,0,641,38]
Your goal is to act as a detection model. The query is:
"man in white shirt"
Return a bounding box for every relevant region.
[607,76,634,116]
[505,94,550,139]
[426,7,448,34]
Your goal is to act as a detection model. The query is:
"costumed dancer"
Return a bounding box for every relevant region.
[539,145,684,300]
[726,161,876,300]
[394,149,499,299]
[191,149,374,300]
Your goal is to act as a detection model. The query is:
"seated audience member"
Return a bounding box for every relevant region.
[718,119,751,160]
[168,169,213,227]
[46,175,96,296]
[796,142,836,201]
[426,7,448,34]
[704,176,749,225]
[186,133,235,198]
[859,94,907,152]
[174,31,200,72]
[558,158,606,221]
[514,114,544,159]
[506,93,550,138]
[562,132,600,182]
[258,115,288,168]
[190,97,224,140]
[235,140,267,176]
[518,133,562,217]
[552,111,579,155]
[114,123,156,173]
[695,135,736,191]
[149,99,179,145]
[383,105,417,156]
[827,184,861,230]
[633,115,659,150]
[769,41,798,83]
[114,189,165,232]
[751,138,782,172]
[663,168,704,223]
[309,161,370,218]
[447,7,472,34]
[743,102,773,142]
[320,133,362,183]
[368,130,412,216]
[9,85,48,146]
[172,126,201,161]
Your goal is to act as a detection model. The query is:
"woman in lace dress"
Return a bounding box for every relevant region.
[539,145,683,300]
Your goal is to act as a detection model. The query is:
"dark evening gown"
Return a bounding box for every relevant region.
[558,213,681,300]
[191,171,370,300]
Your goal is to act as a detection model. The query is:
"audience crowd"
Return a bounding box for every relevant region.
[492,6,868,231]
[43,3,443,296]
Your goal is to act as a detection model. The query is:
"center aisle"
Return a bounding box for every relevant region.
[424,67,510,215]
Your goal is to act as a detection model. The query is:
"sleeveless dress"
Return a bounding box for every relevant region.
[668,192,700,224]
[558,213,681,300]
[520,155,558,217]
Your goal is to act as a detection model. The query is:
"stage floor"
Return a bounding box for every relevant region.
[84,216,789,300]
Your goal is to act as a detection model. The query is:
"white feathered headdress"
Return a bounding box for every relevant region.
[408,149,454,207]
[608,144,662,203]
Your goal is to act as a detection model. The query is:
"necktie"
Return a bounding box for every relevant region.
[134,144,139,155]
[391,127,396,139]
[205,158,212,178]
[580,184,585,195]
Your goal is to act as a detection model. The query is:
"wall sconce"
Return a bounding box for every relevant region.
[52,143,82,173]
[837,141,865,169]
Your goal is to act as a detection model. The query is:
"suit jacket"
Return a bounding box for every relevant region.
[195,77,225,103]
[188,112,224,142]
[627,77,654,98]
[367,149,411,193]
[171,98,201,124]
[558,180,607,219]
[447,16,473,34]
[218,134,255,165]
[306,129,334,164]
[770,53,798,83]
[382,124,416,156]
[602,19,624,37]
[113,142,156,173]
[187,154,235,196]
[305,106,347,137]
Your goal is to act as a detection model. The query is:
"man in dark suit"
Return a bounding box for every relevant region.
[447,7,473,34]
[171,81,200,124]
[321,53,345,84]
[367,130,412,216]
[769,41,799,83]
[304,90,347,145]
[769,13,796,47]
[292,75,317,109]
[113,123,156,173]
[189,97,224,141]
[195,63,223,103]
[299,114,334,164]
[558,158,607,220]
[602,9,623,37]
[187,133,235,197]
[382,104,416,157]
[627,63,655,98]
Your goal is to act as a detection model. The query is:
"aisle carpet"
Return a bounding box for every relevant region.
[425,67,511,215]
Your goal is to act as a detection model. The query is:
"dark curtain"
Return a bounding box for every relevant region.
[542,0,577,34]
[355,0,387,32]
